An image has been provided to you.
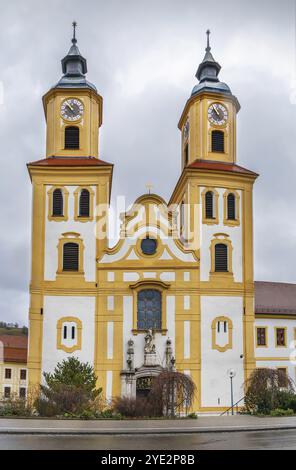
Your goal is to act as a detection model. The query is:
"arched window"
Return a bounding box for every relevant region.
[227,193,236,220]
[212,130,224,153]
[52,188,63,216]
[205,191,214,219]
[79,189,90,217]
[215,243,228,272]
[63,242,79,271]
[65,126,79,149]
[137,289,162,330]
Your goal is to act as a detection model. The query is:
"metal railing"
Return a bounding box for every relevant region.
[220,397,245,416]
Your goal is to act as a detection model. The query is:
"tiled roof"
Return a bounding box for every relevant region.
[255,281,296,315]
[0,335,28,364]
[27,156,113,167]
[187,159,258,176]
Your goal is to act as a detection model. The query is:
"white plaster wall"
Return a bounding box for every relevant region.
[44,185,97,282]
[255,318,296,359]
[200,296,244,408]
[41,296,95,376]
[199,187,243,282]
[122,295,175,370]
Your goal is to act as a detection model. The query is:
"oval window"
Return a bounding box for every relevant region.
[141,237,157,255]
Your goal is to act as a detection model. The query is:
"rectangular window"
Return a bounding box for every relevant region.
[20,369,27,380]
[71,326,75,340]
[276,328,286,347]
[19,387,26,399]
[4,387,10,398]
[257,327,267,346]
[224,321,227,333]
[278,368,288,388]
[217,321,220,333]
[5,368,11,379]
[63,325,67,339]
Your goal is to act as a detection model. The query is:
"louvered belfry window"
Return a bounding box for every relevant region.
[79,189,90,217]
[65,126,79,149]
[52,188,63,216]
[212,130,224,153]
[205,191,214,219]
[215,243,228,272]
[227,193,236,220]
[63,242,79,271]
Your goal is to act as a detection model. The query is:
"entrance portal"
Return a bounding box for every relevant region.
[136,376,154,398]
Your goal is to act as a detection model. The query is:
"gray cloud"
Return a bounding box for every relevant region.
[0,0,295,325]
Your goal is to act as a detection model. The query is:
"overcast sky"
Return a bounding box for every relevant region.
[0,0,295,325]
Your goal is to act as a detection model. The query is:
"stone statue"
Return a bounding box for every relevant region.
[144,329,156,354]
[165,337,173,368]
[126,338,134,371]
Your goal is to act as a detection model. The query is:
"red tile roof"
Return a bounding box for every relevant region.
[27,156,113,167]
[0,335,28,364]
[255,281,296,315]
[188,159,258,176]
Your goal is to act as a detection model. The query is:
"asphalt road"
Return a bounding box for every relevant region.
[1,429,296,450]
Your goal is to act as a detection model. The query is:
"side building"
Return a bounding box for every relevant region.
[0,335,28,400]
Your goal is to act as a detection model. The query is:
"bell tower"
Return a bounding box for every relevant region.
[178,30,240,168]
[43,22,102,158]
[27,23,113,387]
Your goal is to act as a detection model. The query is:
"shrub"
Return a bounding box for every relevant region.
[186,412,198,419]
[112,396,160,418]
[36,357,102,416]
[244,368,295,415]
[0,397,31,417]
[150,371,196,418]
[270,408,294,417]
[34,397,58,417]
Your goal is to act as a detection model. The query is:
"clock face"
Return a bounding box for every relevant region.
[208,103,228,126]
[61,98,84,121]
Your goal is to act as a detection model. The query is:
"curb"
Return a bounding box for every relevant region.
[1,424,296,435]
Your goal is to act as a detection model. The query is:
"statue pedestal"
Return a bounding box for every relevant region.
[144,352,156,366]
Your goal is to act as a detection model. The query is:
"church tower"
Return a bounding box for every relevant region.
[27,23,113,386]
[170,31,258,410]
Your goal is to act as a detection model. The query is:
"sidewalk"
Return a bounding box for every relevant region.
[1,415,296,434]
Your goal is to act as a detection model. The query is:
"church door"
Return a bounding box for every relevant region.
[136,376,154,398]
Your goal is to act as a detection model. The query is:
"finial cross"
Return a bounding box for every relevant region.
[146,183,154,195]
[72,21,77,43]
[206,29,211,51]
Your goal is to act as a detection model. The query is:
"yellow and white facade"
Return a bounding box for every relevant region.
[26,29,295,413]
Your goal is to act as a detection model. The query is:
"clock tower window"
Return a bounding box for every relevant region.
[63,242,79,271]
[65,126,80,149]
[79,189,90,217]
[205,191,214,219]
[215,243,228,272]
[52,188,63,217]
[211,130,224,153]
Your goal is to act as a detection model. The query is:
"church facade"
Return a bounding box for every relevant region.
[26,28,296,413]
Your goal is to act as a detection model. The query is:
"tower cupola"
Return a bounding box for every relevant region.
[54,21,96,91]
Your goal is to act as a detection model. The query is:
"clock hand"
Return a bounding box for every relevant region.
[67,101,74,112]
[213,104,220,117]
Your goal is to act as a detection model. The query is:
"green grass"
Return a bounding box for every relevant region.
[0,328,28,336]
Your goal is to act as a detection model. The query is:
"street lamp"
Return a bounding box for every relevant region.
[227,369,236,415]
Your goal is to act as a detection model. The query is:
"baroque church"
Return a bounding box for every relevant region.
[26,26,296,413]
